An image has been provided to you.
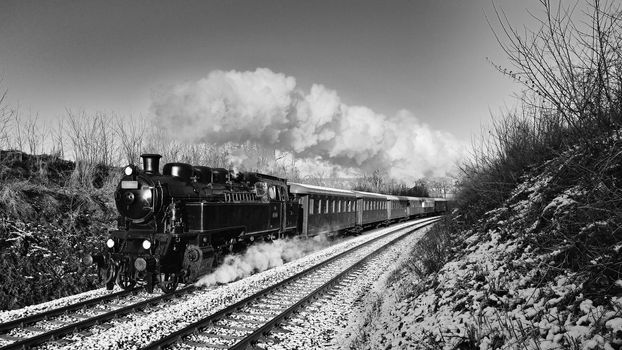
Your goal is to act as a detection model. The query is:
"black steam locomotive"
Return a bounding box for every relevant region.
[85,154,447,293]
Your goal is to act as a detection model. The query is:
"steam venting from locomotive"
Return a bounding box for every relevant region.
[195,233,331,287]
[151,68,463,180]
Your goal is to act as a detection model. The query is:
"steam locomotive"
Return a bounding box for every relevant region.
[84,154,447,293]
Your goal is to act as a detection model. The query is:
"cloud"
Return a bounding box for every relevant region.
[151,68,464,180]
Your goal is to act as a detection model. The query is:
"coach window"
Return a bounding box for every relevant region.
[332,200,335,213]
[309,199,314,215]
[325,199,329,214]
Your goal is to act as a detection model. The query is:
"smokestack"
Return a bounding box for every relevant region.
[141,154,162,175]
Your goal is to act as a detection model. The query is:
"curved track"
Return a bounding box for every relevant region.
[143,217,438,350]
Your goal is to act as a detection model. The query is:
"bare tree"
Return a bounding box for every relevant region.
[64,109,118,187]
[489,0,622,140]
[0,87,12,150]
[114,115,147,165]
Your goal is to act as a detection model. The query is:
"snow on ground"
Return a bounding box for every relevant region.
[0,286,118,323]
[334,170,622,349]
[262,226,431,349]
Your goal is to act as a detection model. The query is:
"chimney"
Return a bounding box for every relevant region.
[141,154,162,175]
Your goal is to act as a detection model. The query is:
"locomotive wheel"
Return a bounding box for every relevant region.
[102,267,116,290]
[159,272,179,293]
[116,265,137,290]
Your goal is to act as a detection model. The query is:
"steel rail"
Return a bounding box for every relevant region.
[143,217,439,350]
[0,288,137,333]
[229,219,438,350]
[0,285,195,350]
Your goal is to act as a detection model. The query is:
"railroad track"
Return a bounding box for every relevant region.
[0,217,436,349]
[143,217,439,350]
[0,285,195,350]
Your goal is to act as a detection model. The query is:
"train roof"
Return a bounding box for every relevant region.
[404,196,426,201]
[352,190,390,199]
[288,183,357,197]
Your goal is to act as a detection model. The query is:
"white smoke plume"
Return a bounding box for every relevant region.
[195,234,331,287]
[151,68,463,180]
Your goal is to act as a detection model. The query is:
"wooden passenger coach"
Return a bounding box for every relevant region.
[288,183,357,237]
[352,191,389,227]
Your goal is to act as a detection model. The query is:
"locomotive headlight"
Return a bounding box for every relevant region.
[124,165,134,176]
[106,238,115,248]
[142,239,152,250]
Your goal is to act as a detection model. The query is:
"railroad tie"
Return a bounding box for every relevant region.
[22,325,47,333]
[228,317,266,325]
[182,339,229,349]
[217,323,255,332]
[0,334,24,341]
[197,331,239,341]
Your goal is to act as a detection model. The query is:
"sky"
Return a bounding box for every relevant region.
[0,0,550,179]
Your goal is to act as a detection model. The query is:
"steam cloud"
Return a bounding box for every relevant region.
[195,234,331,287]
[151,68,463,179]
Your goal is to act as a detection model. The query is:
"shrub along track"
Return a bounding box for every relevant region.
[143,217,439,350]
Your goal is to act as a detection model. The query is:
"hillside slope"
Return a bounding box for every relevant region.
[340,138,622,349]
[0,151,117,309]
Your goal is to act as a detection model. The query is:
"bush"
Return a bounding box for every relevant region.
[0,152,117,310]
[407,216,463,279]
[458,0,622,226]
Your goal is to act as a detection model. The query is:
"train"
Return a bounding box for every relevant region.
[83,154,448,293]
